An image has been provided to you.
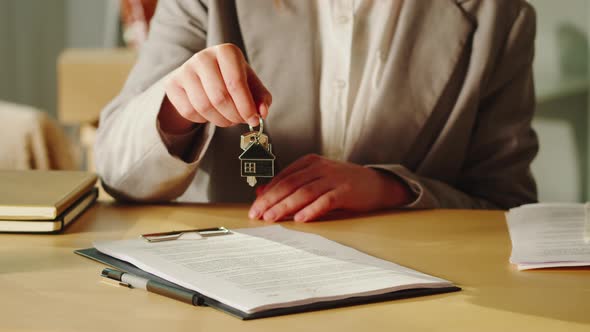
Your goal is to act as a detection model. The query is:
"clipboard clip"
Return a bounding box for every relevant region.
[141,227,232,243]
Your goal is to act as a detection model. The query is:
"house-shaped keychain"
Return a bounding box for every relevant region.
[239,140,275,186]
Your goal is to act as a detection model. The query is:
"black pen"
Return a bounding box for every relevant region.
[101,268,205,306]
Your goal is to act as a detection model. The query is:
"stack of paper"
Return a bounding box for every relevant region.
[506,203,590,270]
[93,225,458,316]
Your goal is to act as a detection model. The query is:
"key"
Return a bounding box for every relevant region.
[239,117,275,187]
[246,175,257,187]
[240,131,269,151]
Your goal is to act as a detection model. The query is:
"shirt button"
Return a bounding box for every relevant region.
[336,15,351,24]
[334,80,346,89]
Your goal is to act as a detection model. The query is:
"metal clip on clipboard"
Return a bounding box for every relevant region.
[141,227,232,242]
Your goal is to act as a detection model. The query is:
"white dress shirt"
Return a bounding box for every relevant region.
[317,0,403,160]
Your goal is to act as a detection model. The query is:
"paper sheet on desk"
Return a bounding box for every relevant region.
[506,203,590,270]
[94,225,453,314]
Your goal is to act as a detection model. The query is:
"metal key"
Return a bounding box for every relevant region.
[240,131,270,151]
[239,117,275,187]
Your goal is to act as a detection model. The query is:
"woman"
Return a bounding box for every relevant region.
[95,0,538,222]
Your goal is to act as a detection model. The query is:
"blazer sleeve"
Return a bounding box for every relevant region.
[94,0,215,201]
[369,4,538,210]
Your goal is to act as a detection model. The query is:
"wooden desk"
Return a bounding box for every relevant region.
[0,203,588,331]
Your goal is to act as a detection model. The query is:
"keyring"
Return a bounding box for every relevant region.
[248,116,264,137]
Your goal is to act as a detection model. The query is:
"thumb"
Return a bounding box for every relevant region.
[246,65,272,119]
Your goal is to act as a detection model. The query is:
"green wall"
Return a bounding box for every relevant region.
[0,0,66,117]
[529,0,589,202]
[0,0,116,117]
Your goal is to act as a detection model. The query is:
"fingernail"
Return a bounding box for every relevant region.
[260,102,269,118]
[247,116,259,127]
[264,211,276,222]
[249,208,260,219]
[294,213,306,223]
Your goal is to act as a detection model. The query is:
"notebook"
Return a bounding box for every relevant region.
[0,170,98,233]
[0,187,98,233]
[0,170,97,220]
[76,225,460,319]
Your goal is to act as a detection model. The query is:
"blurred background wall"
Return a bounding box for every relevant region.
[0,0,117,117]
[0,0,589,202]
[0,1,65,118]
[529,0,589,202]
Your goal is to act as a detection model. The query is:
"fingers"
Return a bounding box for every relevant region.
[261,179,335,222]
[249,163,323,219]
[216,45,260,127]
[294,189,342,222]
[246,65,272,119]
[248,155,369,223]
[255,184,267,197]
[176,67,231,127]
[188,54,242,126]
[249,154,344,222]
[164,78,207,123]
[262,154,322,194]
[164,43,272,128]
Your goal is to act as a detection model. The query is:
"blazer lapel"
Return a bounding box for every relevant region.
[235,0,321,169]
[345,0,475,166]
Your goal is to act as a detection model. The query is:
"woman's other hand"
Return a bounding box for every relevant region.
[249,154,415,222]
[159,43,272,134]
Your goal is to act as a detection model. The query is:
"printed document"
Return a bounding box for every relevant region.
[94,225,453,314]
[506,203,590,270]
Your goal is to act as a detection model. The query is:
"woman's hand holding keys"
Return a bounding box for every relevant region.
[159,43,272,134]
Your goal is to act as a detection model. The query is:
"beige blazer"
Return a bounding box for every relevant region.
[95,0,538,209]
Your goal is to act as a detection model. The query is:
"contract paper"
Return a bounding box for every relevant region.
[506,203,590,270]
[94,225,452,314]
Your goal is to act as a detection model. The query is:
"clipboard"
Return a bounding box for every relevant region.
[75,226,460,320]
